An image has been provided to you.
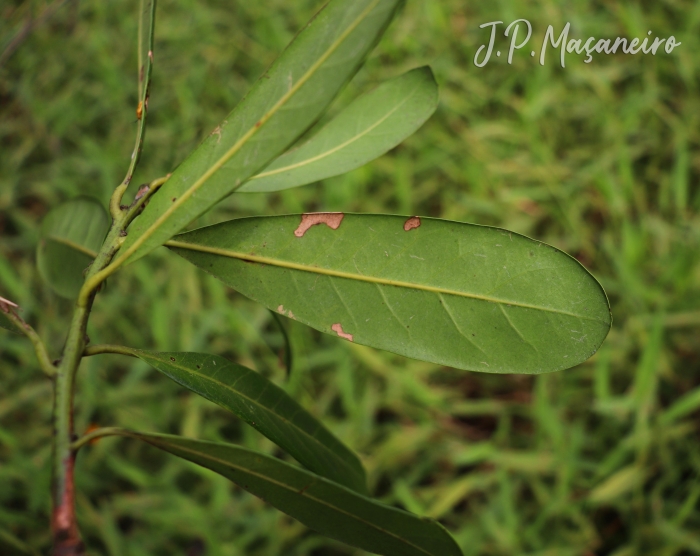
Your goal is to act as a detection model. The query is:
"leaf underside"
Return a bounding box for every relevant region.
[132,349,368,494]
[168,214,611,374]
[36,197,109,298]
[119,0,403,265]
[130,432,463,556]
[240,66,438,193]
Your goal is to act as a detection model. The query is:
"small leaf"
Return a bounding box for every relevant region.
[168,214,611,374]
[129,432,463,556]
[36,197,110,298]
[240,66,438,193]
[268,309,293,378]
[131,350,367,494]
[118,0,403,265]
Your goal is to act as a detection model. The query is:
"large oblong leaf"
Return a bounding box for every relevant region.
[36,197,109,298]
[132,349,368,494]
[128,432,463,556]
[167,214,611,374]
[118,0,403,266]
[240,67,438,193]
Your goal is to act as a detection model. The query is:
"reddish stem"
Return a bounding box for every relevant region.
[51,452,84,555]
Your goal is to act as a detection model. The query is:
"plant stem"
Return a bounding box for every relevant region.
[51,4,159,551]
[1,301,56,378]
[78,174,169,309]
[109,0,157,219]
[51,220,126,554]
[83,344,138,358]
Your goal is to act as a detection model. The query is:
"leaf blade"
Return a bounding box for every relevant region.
[129,432,463,556]
[118,0,402,265]
[131,350,368,494]
[240,66,438,192]
[36,197,109,298]
[168,214,611,374]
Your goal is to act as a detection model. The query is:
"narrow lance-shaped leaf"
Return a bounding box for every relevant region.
[119,0,403,265]
[131,349,368,494]
[36,197,109,298]
[168,214,611,374]
[240,66,438,193]
[268,310,293,378]
[127,432,463,556]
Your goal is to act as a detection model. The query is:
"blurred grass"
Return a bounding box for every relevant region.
[1,0,700,554]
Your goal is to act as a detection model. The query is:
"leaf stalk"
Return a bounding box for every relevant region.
[1,301,56,378]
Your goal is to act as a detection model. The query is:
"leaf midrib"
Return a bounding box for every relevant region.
[115,0,384,266]
[46,235,98,258]
[165,239,608,323]
[138,434,439,556]
[139,353,365,485]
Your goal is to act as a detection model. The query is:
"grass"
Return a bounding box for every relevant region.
[1,0,700,554]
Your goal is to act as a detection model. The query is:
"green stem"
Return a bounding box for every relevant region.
[51,221,126,553]
[1,305,56,378]
[78,174,169,309]
[51,135,166,556]
[83,344,138,358]
[51,4,159,551]
[109,0,157,219]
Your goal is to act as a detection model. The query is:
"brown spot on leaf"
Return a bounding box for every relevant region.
[331,323,353,342]
[170,357,176,362]
[294,213,344,237]
[277,305,285,313]
[403,216,421,231]
[136,101,143,120]
[255,121,261,128]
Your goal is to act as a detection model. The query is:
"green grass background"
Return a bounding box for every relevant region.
[1,0,700,554]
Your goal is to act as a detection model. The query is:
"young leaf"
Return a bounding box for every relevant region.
[128,432,463,556]
[131,350,368,494]
[167,214,611,374]
[36,197,110,298]
[118,0,403,266]
[240,66,438,193]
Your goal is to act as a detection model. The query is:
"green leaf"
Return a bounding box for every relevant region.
[131,350,367,494]
[268,309,293,378]
[168,214,611,374]
[36,197,110,298]
[118,0,403,265]
[129,432,463,556]
[240,67,438,193]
